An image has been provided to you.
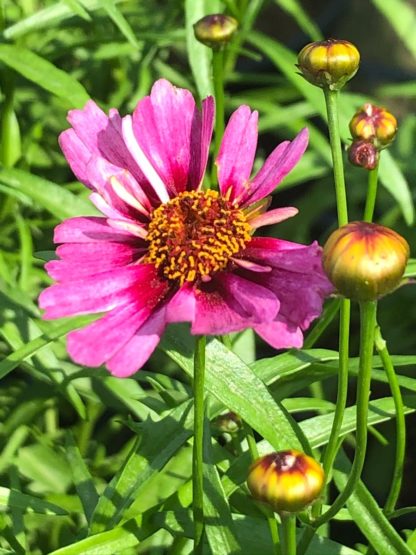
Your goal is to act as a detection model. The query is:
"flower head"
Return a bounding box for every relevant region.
[349,103,397,149]
[348,139,379,170]
[193,14,238,49]
[323,221,409,301]
[247,450,324,513]
[297,39,360,90]
[39,79,332,377]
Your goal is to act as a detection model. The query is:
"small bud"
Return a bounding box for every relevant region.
[193,14,238,49]
[323,222,410,302]
[213,412,242,434]
[297,39,360,90]
[348,140,379,170]
[349,103,398,148]
[247,450,324,513]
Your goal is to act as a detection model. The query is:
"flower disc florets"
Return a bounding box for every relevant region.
[144,189,251,285]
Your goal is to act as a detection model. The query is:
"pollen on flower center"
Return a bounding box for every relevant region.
[144,189,251,285]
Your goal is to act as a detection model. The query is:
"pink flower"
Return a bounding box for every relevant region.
[39,79,332,377]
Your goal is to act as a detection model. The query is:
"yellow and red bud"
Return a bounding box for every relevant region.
[297,39,360,90]
[247,450,324,513]
[323,222,409,302]
[348,140,379,170]
[193,14,238,49]
[349,103,397,148]
[213,411,242,434]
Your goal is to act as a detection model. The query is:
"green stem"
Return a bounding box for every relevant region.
[320,299,351,478]
[363,164,380,222]
[323,88,348,226]
[193,335,206,554]
[281,514,297,555]
[245,425,280,555]
[374,326,406,516]
[313,301,377,527]
[212,48,225,162]
[300,300,350,555]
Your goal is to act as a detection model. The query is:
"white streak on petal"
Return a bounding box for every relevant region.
[108,219,148,239]
[231,257,272,272]
[110,176,149,217]
[122,115,170,204]
[249,207,298,229]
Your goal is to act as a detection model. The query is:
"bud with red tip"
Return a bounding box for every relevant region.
[349,103,397,149]
[247,450,324,513]
[348,140,379,170]
[193,14,238,49]
[323,222,410,302]
[297,39,360,90]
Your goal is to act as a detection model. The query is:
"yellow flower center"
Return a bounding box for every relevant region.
[144,190,251,285]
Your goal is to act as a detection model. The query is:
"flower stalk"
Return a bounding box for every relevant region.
[313,300,377,526]
[281,514,297,555]
[374,326,406,516]
[363,164,379,222]
[193,334,206,553]
[212,48,225,161]
[323,87,348,226]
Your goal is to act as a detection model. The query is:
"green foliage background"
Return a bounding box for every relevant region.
[0,0,416,553]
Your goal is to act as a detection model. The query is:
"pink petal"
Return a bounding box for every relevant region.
[87,156,152,217]
[249,207,298,229]
[46,242,143,281]
[166,284,196,323]
[107,306,167,377]
[53,217,138,244]
[216,106,258,203]
[241,128,309,207]
[59,129,92,187]
[122,115,170,203]
[39,264,167,319]
[254,317,304,349]
[67,302,154,367]
[243,239,333,330]
[130,79,213,196]
[191,273,279,335]
[59,101,153,195]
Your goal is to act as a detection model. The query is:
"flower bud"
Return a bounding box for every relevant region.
[349,103,397,148]
[323,222,409,302]
[193,14,238,49]
[213,412,242,434]
[247,450,324,513]
[348,140,379,170]
[297,39,360,90]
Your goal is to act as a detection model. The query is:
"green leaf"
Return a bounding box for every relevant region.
[203,421,240,554]
[371,0,416,60]
[185,0,220,98]
[89,400,194,533]
[65,432,99,524]
[0,315,95,381]
[2,0,125,39]
[0,167,97,219]
[0,486,67,516]
[274,0,322,41]
[161,326,305,452]
[100,0,139,48]
[0,45,89,107]
[333,449,414,555]
[378,150,414,225]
